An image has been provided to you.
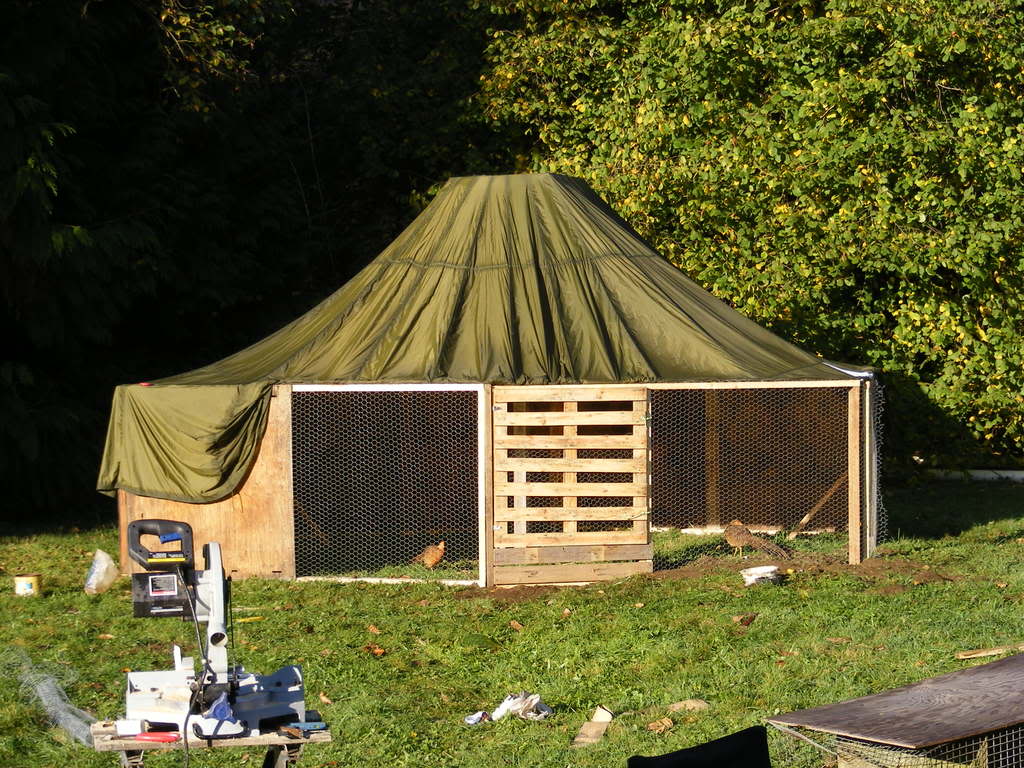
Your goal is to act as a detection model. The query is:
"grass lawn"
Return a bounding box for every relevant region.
[2,480,1023,767]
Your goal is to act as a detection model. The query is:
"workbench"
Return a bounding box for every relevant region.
[90,721,332,768]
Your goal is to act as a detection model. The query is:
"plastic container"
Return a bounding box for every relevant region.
[740,565,781,586]
[14,574,41,596]
[84,550,119,595]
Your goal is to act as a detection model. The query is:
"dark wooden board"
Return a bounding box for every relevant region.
[768,653,1024,748]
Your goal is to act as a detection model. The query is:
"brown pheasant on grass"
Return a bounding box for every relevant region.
[412,541,446,569]
[724,520,790,559]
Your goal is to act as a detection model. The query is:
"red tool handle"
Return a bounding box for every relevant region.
[134,732,181,742]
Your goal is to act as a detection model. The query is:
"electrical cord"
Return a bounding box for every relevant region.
[176,566,214,768]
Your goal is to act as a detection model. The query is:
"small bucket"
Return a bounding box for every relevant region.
[14,574,41,597]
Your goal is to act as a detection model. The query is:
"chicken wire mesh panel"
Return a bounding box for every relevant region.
[771,724,1024,768]
[649,386,853,568]
[291,389,479,579]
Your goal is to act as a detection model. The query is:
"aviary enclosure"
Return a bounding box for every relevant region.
[119,378,880,586]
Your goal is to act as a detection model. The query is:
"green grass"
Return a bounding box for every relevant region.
[2,481,1024,768]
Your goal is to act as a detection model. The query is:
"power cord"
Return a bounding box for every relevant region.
[176,566,214,768]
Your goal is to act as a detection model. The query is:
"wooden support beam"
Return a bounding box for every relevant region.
[494,410,645,427]
[495,506,644,522]
[563,402,577,535]
[492,543,653,566]
[495,481,646,498]
[495,433,644,450]
[494,529,648,547]
[494,386,647,402]
[848,384,863,564]
[492,560,653,585]
[482,384,495,587]
[787,473,847,540]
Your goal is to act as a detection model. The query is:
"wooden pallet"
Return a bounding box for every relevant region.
[91,720,331,767]
[491,386,652,584]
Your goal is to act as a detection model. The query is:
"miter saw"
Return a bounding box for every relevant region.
[117,519,309,739]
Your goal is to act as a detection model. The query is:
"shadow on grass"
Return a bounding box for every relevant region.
[652,532,731,570]
[883,480,1024,540]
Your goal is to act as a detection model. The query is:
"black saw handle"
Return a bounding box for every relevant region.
[127,519,195,571]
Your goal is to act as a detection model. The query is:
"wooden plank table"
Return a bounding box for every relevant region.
[91,721,331,768]
[768,653,1024,749]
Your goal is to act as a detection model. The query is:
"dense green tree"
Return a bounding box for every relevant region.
[1,0,514,528]
[477,0,1024,468]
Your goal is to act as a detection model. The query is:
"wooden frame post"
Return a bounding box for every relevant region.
[847,383,863,565]
[481,384,494,587]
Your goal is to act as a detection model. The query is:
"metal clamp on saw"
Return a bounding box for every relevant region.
[121,519,309,740]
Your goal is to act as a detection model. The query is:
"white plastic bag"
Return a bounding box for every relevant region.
[83,549,118,595]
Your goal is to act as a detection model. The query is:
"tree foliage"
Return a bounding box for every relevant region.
[1,0,513,526]
[477,0,1024,467]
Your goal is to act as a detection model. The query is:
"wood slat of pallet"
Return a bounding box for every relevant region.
[494,410,645,427]
[493,543,653,565]
[494,456,646,473]
[495,530,648,547]
[494,506,642,522]
[495,481,646,498]
[494,386,647,402]
[495,434,645,449]
[493,560,653,585]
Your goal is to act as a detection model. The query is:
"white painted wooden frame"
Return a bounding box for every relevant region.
[291,383,488,586]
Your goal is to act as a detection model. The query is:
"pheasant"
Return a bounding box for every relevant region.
[412,541,445,569]
[724,520,790,559]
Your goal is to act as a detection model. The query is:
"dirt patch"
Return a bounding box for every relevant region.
[452,554,959,602]
[652,552,950,583]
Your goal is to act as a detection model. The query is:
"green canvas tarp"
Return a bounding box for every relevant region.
[98,173,863,503]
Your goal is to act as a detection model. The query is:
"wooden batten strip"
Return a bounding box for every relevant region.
[847,384,863,564]
[644,380,859,390]
[495,481,646,498]
[494,506,645,522]
[495,529,648,547]
[494,410,644,427]
[495,434,646,450]
[493,560,653,585]
[495,456,645,473]
[493,543,653,565]
[494,386,647,403]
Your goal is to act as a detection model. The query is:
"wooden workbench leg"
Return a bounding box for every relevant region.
[119,750,145,768]
[263,743,304,768]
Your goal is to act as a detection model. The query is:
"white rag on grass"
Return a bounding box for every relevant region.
[464,692,554,725]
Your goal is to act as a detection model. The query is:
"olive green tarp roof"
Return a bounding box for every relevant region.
[98,173,864,503]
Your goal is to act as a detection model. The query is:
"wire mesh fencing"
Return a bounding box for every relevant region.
[291,387,481,581]
[649,384,874,568]
[288,381,879,584]
[771,722,1024,768]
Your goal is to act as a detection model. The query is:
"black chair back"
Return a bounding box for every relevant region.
[627,725,771,768]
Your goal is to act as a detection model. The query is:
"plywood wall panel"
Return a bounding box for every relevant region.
[118,385,295,579]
